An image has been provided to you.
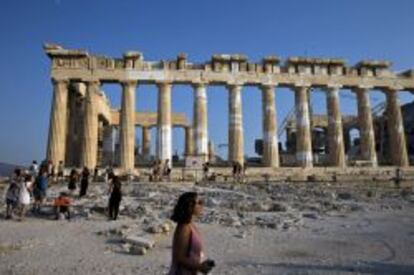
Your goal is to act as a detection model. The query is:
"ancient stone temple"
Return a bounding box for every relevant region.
[44,44,414,173]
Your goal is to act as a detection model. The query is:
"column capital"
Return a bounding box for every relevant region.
[84,79,101,86]
[156,81,172,88]
[51,78,69,85]
[325,83,342,90]
[260,83,277,90]
[383,85,403,93]
[326,88,340,98]
[227,79,245,87]
[191,82,208,89]
[227,83,244,90]
[120,80,138,87]
[355,84,373,90]
[293,81,311,88]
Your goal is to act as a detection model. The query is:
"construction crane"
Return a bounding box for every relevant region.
[372,102,386,117]
[278,107,295,139]
[277,89,385,140]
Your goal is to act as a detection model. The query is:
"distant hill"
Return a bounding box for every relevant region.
[0,162,23,177]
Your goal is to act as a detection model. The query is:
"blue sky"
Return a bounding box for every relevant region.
[0,0,414,165]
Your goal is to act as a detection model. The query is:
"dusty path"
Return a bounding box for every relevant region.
[0,181,413,274]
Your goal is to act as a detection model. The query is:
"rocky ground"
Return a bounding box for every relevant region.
[0,179,414,274]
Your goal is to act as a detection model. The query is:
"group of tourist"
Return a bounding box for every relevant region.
[5,163,49,220]
[3,160,220,274]
[4,161,123,222]
[150,159,172,181]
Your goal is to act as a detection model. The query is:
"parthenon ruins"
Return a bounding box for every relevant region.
[44,44,414,173]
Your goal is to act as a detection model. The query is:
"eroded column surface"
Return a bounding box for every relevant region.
[294,85,313,168]
[72,83,87,166]
[385,89,409,166]
[326,85,346,167]
[142,126,151,159]
[80,81,100,169]
[261,85,279,167]
[228,85,244,165]
[119,81,137,171]
[193,83,209,161]
[46,79,69,166]
[355,87,377,166]
[156,82,172,166]
[64,87,77,166]
[184,127,194,156]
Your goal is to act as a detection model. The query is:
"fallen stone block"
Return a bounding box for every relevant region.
[337,192,352,200]
[129,245,147,255]
[124,235,155,249]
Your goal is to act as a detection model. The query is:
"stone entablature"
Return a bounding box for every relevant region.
[45,44,414,92]
[110,111,189,128]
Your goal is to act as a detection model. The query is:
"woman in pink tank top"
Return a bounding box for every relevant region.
[169,192,214,275]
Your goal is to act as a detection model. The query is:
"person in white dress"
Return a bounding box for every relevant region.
[17,174,32,220]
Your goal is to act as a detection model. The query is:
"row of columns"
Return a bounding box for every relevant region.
[295,85,409,168]
[47,79,410,170]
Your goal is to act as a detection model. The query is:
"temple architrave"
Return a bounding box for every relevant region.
[44,44,414,173]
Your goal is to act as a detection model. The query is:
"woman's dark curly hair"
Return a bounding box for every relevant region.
[171,192,198,224]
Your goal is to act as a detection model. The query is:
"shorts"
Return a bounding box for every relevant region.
[56,205,69,213]
[6,199,18,208]
[33,188,46,200]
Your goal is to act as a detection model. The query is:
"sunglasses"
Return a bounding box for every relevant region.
[196,199,204,205]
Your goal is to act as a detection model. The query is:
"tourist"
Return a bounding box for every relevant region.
[202,162,210,181]
[29,160,38,177]
[33,168,48,213]
[240,162,246,183]
[232,161,243,182]
[53,192,72,220]
[105,166,114,184]
[163,159,172,181]
[68,168,78,194]
[232,161,238,180]
[394,167,402,188]
[17,174,32,220]
[151,160,161,182]
[79,167,90,197]
[168,192,215,274]
[5,169,22,219]
[93,166,99,181]
[57,161,64,182]
[108,175,122,220]
[47,161,53,177]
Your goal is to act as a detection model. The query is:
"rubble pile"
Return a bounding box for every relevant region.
[43,180,414,231]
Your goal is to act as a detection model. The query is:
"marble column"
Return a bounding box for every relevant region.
[80,81,100,169]
[261,84,279,167]
[355,87,377,166]
[73,83,87,167]
[294,85,313,167]
[64,86,77,166]
[184,127,194,156]
[119,81,137,171]
[385,89,409,166]
[102,125,115,166]
[326,85,346,167]
[156,82,172,166]
[228,84,244,165]
[46,79,69,166]
[142,126,151,159]
[193,83,209,161]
